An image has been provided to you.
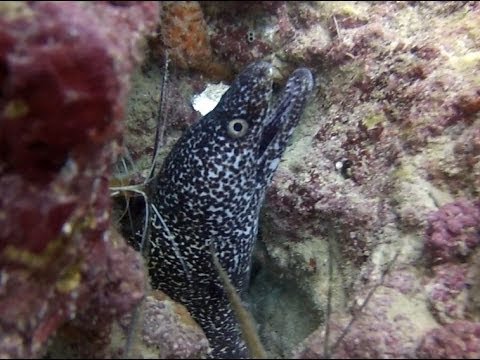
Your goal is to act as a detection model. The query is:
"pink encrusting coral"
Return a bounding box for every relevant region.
[416,320,480,359]
[425,263,470,324]
[0,2,159,357]
[293,271,438,359]
[48,290,211,358]
[136,291,210,358]
[424,199,480,264]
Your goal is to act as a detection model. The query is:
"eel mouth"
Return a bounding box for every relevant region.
[259,114,278,155]
[258,68,314,156]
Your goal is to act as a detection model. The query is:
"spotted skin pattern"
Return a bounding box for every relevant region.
[147,62,314,358]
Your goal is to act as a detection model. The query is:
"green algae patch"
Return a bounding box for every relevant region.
[362,112,386,130]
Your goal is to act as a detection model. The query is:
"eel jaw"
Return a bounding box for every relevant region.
[257,68,314,182]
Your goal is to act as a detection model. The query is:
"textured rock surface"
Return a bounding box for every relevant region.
[128,291,210,359]
[416,320,480,359]
[47,290,210,359]
[0,2,158,358]
[425,199,480,264]
[118,1,480,358]
[293,271,438,359]
[270,2,480,358]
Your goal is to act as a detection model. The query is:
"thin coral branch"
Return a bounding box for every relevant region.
[323,228,335,359]
[328,250,400,356]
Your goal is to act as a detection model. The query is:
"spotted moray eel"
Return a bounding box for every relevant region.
[147,61,314,358]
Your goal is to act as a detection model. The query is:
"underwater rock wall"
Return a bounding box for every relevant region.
[0,2,158,357]
[2,0,478,359]
[124,1,480,358]
[261,2,480,358]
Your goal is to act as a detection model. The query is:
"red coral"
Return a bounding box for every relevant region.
[0,1,158,182]
[49,231,146,359]
[424,199,480,264]
[0,2,158,357]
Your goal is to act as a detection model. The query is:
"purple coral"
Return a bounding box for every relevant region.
[294,277,429,359]
[426,263,469,323]
[424,199,480,264]
[416,321,480,359]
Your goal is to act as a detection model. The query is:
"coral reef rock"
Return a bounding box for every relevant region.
[117,1,480,358]
[0,2,158,358]
[293,268,438,359]
[47,291,210,359]
[123,291,211,359]
[416,320,480,359]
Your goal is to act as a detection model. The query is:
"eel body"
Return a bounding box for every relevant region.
[147,61,314,358]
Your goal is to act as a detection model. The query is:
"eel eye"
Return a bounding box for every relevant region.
[227,119,249,138]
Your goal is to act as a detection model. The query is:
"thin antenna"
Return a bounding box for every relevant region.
[123,297,144,358]
[147,51,170,182]
[110,185,151,258]
[117,50,172,357]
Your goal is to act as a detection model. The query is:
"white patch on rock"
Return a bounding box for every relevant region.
[192,83,230,116]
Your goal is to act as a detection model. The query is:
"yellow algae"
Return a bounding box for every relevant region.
[2,237,65,269]
[0,1,34,21]
[56,265,82,293]
[315,1,367,19]
[3,100,29,119]
[449,51,480,72]
[392,163,416,183]
[384,288,438,335]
